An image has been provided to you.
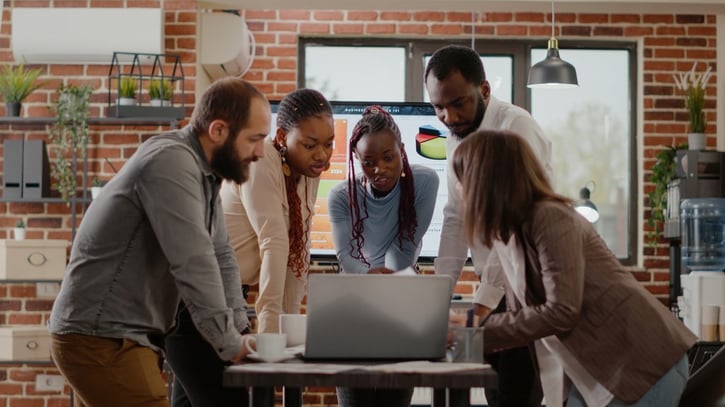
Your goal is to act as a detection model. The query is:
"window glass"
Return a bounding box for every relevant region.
[530,48,631,258]
[304,46,405,101]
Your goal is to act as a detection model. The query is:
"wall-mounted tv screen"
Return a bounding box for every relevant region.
[270,101,449,261]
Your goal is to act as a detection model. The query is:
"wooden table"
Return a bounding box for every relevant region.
[223,359,497,407]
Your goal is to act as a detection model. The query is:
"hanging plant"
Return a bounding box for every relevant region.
[49,84,93,204]
[647,143,687,245]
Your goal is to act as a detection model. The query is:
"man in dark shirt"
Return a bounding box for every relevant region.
[49,78,270,407]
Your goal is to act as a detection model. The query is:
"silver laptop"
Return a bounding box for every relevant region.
[303,273,453,360]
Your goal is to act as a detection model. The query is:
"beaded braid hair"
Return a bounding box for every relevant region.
[347,105,417,267]
[274,89,333,277]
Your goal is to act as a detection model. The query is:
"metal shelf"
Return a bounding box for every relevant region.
[0,117,181,127]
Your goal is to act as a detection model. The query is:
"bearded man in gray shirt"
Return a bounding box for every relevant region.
[49,78,270,407]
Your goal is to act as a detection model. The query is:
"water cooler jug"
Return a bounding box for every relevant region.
[680,198,725,338]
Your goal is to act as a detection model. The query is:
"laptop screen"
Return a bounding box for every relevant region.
[304,274,453,360]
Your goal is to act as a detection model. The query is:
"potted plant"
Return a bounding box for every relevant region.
[647,143,687,245]
[148,78,173,107]
[673,63,712,150]
[91,177,106,200]
[118,77,137,106]
[0,63,45,117]
[13,219,26,241]
[49,84,92,204]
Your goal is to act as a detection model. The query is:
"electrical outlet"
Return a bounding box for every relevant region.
[36,282,61,298]
[35,374,65,392]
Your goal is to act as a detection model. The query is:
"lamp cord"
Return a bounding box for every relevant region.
[551,0,555,38]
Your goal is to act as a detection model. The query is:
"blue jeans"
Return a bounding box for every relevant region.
[567,354,689,407]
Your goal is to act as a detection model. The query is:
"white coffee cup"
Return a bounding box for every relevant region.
[279,314,307,347]
[701,305,720,342]
[245,333,287,359]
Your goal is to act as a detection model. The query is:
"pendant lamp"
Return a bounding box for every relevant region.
[527,0,579,88]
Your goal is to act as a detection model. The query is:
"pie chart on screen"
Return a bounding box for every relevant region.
[415,125,446,160]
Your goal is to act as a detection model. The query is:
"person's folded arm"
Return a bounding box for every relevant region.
[136,145,242,361]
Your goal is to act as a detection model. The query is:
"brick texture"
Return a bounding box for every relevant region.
[0,4,716,405]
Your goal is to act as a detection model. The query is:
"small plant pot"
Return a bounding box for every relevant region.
[91,186,103,200]
[119,97,137,106]
[5,102,21,117]
[150,99,170,107]
[13,227,26,240]
[688,133,706,151]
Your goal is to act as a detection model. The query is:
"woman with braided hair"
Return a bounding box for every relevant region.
[163,88,334,407]
[328,105,439,407]
[329,105,439,275]
[221,88,334,334]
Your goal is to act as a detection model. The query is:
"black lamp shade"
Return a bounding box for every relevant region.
[527,45,579,88]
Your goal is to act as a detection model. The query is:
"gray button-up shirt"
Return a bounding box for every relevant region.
[49,126,248,361]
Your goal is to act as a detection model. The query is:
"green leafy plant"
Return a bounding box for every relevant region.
[15,219,25,228]
[0,63,44,103]
[92,177,106,187]
[673,63,712,134]
[647,143,687,245]
[49,84,93,204]
[119,77,137,99]
[148,78,173,101]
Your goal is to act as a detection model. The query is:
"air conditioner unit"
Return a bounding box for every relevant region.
[11,8,163,64]
[200,12,255,80]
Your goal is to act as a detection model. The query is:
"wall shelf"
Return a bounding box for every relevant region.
[0,117,182,127]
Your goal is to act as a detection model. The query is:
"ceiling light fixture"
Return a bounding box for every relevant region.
[527,0,579,88]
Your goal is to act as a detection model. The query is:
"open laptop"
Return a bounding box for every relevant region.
[302,273,453,361]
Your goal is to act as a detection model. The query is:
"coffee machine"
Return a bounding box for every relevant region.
[666,150,725,339]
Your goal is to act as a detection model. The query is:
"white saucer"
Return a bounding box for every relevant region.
[246,350,297,363]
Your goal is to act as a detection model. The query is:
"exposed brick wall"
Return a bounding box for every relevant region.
[240,9,718,299]
[0,3,717,406]
[0,1,196,405]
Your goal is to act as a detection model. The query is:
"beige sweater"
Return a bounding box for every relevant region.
[220,140,319,333]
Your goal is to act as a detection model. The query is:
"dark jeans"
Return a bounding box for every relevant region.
[165,306,249,407]
[484,298,543,407]
[336,387,414,407]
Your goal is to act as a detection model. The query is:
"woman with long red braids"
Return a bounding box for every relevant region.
[328,105,439,407]
[222,88,334,334]
[166,88,334,406]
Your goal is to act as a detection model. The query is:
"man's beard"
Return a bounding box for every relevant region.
[451,93,486,139]
[211,136,253,184]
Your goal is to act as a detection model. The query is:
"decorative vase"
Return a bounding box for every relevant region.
[119,97,136,106]
[150,99,170,107]
[5,102,21,117]
[688,132,706,151]
[13,227,25,240]
[91,186,103,200]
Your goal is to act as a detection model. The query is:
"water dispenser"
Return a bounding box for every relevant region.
[681,198,725,271]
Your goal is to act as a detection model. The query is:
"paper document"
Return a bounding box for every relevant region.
[393,266,417,276]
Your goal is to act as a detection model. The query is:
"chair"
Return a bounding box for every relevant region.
[678,343,725,407]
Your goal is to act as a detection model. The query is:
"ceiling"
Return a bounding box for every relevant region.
[199,0,725,14]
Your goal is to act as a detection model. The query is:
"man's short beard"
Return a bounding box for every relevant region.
[211,135,250,184]
[453,93,486,139]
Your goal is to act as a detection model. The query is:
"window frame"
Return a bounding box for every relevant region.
[299,37,638,265]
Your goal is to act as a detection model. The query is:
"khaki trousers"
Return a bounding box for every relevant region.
[51,333,169,407]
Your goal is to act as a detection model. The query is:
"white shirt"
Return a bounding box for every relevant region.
[435,95,552,308]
